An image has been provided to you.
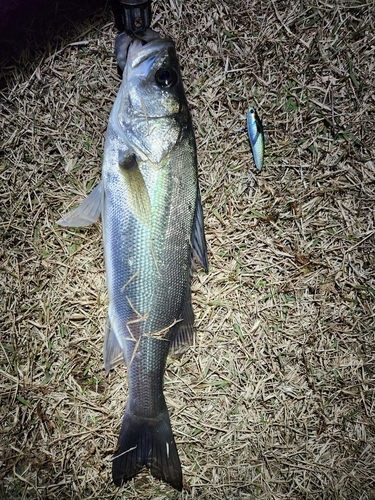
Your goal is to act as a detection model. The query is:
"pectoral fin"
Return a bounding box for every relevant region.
[119,153,151,228]
[57,181,102,227]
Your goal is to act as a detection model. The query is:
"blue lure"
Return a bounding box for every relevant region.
[247,106,264,171]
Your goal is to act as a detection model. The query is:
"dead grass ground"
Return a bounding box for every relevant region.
[1,0,375,498]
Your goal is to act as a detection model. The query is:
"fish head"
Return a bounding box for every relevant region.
[119,31,187,121]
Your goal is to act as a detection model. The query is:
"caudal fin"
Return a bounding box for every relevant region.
[112,405,182,491]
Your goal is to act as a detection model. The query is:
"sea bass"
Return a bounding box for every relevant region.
[58,30,208,490]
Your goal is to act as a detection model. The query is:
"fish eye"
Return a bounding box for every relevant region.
[155,67,178,88]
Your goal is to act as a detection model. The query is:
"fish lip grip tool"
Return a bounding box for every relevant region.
[114,0,152,34]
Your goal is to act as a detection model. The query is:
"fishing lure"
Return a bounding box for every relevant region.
[247,106,264,171]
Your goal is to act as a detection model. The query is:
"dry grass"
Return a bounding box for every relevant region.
[1,1,375,498]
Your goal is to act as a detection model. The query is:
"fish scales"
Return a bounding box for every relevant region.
[104,140,196,339]
[58,30,208,491]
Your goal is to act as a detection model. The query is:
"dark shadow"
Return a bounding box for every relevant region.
[0,0,114,66]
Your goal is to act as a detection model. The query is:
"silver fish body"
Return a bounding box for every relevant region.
[247,106,264,171]
[58,30,208,491]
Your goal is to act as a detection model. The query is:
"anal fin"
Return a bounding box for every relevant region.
[103,313,125,374]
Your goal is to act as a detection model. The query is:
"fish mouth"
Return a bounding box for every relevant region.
[115,30,175,76]
[128,30,175,71]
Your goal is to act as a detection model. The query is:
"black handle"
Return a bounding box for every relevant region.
[114,0,152,33]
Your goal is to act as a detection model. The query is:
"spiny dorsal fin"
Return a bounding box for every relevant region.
[192,188,208,272]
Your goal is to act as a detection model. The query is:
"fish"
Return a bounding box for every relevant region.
[247,106,264,171]
[58,30,208,491]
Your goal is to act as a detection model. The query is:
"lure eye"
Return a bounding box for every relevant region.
[155,67,178,88]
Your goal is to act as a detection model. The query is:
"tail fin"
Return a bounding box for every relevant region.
[112,404,183,491]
